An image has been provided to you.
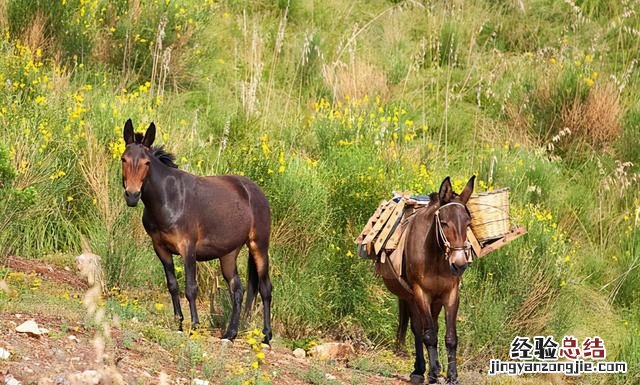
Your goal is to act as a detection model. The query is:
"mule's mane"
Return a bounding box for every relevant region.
[150,146,178,168]
[131,131,178,168]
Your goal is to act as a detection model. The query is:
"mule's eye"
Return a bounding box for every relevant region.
[144,160,151,166]
[121,157,126,163]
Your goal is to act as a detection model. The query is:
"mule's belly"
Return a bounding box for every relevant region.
[382,278,414,300]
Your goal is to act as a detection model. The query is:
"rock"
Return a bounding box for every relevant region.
[292,348,306,359]
[325,374,336,380]
[220,339,233,348]
[16,320,48,336]
[192,379,209,385]
[67,335,78,342]
[309,342,355,361]
[0,347,10,360]
[37,376,56,385]
[53,348,66,362]
[5,374,21,385]
[53,374,69,385]
[67,370,101,385]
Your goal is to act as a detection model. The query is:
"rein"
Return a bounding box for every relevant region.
[434,202,472,261]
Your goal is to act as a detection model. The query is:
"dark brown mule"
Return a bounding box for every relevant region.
[383,176,475,385]
[120,119,273,343]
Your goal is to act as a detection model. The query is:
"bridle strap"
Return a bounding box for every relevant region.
[435,202,472,261]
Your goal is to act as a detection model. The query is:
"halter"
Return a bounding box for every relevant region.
[434,202,472,262]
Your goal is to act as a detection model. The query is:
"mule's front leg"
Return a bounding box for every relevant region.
[409,318,426,384]
[155,245,184,331]
[184,251,200,328]
[428,302,443,380]
[424,318,440,384]
[445,296,460,385]
[408,288,432,384]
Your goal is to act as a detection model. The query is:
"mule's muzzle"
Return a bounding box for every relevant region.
[450,250,469,276]
[124,191,141,207]
[450,262,467,276]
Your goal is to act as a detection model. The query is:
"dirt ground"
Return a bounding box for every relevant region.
[0,256,413,385]
[0,256,568,385]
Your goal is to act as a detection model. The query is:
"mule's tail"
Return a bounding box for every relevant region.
[395,299,409,356]
[244,252,259,320]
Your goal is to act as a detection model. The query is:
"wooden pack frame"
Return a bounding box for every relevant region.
[355,193,527,294]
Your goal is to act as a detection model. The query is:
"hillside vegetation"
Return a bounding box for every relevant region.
[0,1,638,384]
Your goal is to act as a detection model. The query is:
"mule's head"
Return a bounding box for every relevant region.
[121,119,156,207]
[435,175,475,276]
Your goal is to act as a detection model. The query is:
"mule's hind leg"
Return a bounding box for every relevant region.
[247,240,273,344]
[243,251,258,322]
[220,248,243,340]
[395,299,410,357]
[408,303,426,384]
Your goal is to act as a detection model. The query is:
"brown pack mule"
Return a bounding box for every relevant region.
[120,119,273,343]
[384,176,475,385]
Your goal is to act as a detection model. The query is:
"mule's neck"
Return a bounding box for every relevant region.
[140,155,187,223]
[424,203,451,271]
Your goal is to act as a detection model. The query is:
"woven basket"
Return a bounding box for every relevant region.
[467,188,510,242]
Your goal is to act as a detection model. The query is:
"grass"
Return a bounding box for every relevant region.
[0,0,639,384]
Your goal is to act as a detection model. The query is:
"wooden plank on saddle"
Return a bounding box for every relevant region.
[386,204,421,250]
[374,200,405,254]
[362,201,397,245]
[355,201,386,244]
[477,226,527,258]
[385,224,404,251]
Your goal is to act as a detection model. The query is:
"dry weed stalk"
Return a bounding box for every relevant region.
[321,59,388,101]
[67,253,124,385]
[240,22,263,116]
[507,269,555,335]
[24,10,48,54]
[0,1,7,32]
[151,15,169,98]
[79,131,121,231]
[560,83,622,147]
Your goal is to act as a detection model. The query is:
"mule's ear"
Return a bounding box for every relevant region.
[459,175,476,204]
[123,119,134,145]
[438,176,454,202]
[142,122,156,147]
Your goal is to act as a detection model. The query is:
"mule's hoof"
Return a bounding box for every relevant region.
[446,379,459,385]
[409,374,425,384]
[221,330,237,340]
